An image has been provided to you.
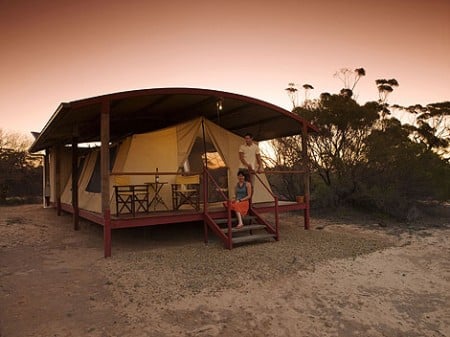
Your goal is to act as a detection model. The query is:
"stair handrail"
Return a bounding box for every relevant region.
[202,166,233,248]
[202,166,229,202]
[253,172,279,240]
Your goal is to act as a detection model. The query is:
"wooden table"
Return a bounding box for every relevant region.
[147,182,169,210]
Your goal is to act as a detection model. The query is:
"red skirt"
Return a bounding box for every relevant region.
[223,200,249,216]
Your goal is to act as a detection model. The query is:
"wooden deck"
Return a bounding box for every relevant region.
[60,200,306,229]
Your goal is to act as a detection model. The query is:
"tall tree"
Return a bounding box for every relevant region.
[285,83,315,108]
[334,67,366,97]
[375,78,399,121]
[271,94,380,205]
[277,70,448,218]
[285,83,298,109]
[302,84,314,106]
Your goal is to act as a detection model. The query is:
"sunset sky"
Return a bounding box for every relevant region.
[1,0,449,135]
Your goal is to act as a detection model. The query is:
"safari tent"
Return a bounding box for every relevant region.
[58,117,274,214]
[30,87,318,256]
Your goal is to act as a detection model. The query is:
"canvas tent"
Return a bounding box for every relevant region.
[31,87,319,256]
[59,117,273,213]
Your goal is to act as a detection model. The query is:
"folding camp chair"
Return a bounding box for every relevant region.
[133,184,149,213]
[114,182,134,216]
[113,175,149,216]
[171,174,200,211]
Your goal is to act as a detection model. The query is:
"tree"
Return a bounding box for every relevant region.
[302,84,314,106]
[0,129,42,203]
[276,69,448,218]
[285,83,315,109]
[362,118,450,216]
[376,78,399,104]
[398,102,450,159]
[271,93,380,205]
[375,78,399,122]
[298,95,380,204]
[334,67,366,96]
[285,83,298,109]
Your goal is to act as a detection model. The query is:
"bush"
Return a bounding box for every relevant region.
[0,196,42,206]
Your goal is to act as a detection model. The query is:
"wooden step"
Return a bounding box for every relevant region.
[232,233,276,245]
[220,223,267,233]
[214,216,257,226]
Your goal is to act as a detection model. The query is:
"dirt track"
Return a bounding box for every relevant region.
[0,204,449,337]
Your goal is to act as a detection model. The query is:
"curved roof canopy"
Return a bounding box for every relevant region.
[30,87,317,152]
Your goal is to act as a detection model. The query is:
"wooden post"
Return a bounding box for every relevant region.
[202,168,209,243]
[43,149,51,207]
[101,100,112,257]
[55,144,62,216]
[71,136,79,230]
[301,123,310,230]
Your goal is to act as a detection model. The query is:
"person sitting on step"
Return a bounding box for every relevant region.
[225,170,252,229]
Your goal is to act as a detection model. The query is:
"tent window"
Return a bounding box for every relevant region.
[86,147,117,193]
[185,135,227,172]
[185,135,228,202]
[203,152,226,169]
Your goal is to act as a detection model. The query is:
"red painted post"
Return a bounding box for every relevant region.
[304,195,310,230]
[274,196,279,240]
[227,199,232,249]
[55,145,62,216]
[103,210,111,258]
[203,221,209,244]
[72,136,79,230]
[202,168,209,244]
[301,123,311,230]
[101,100,112,257]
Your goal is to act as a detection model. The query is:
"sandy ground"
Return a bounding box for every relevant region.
[0,204,449,337]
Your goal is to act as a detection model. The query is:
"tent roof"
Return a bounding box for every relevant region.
[30,87,318,152]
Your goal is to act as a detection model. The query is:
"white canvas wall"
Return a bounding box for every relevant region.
[60,117,274,213]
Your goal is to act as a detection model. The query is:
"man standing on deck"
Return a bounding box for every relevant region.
[238,133,264,189]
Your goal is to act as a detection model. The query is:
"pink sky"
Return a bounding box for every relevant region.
[1,0,449,135]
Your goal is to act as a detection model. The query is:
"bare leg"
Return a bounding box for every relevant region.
[236,212,244,228]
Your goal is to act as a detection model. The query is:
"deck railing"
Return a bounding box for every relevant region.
[253,172,279,240]
[202,167,233,247]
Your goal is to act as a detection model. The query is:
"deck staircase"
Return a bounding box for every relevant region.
[202,168,280,249]
[203,209,278,249]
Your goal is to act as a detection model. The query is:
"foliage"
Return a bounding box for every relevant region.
[270,94,380,204]
[394,101,450,159]
[376,78,399,103]
[274,72,449,219]
[334,67,366,92]
[0,129,42,203]
[263,138,305,200]
[352,119,450,217]
[375,78,399,124]
[298,94,379,196]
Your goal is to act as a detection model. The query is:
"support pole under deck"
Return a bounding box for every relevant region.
[55,144,62,216]
[301,123,310,229]
[101,100,111,257]
[71,136,79,230]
